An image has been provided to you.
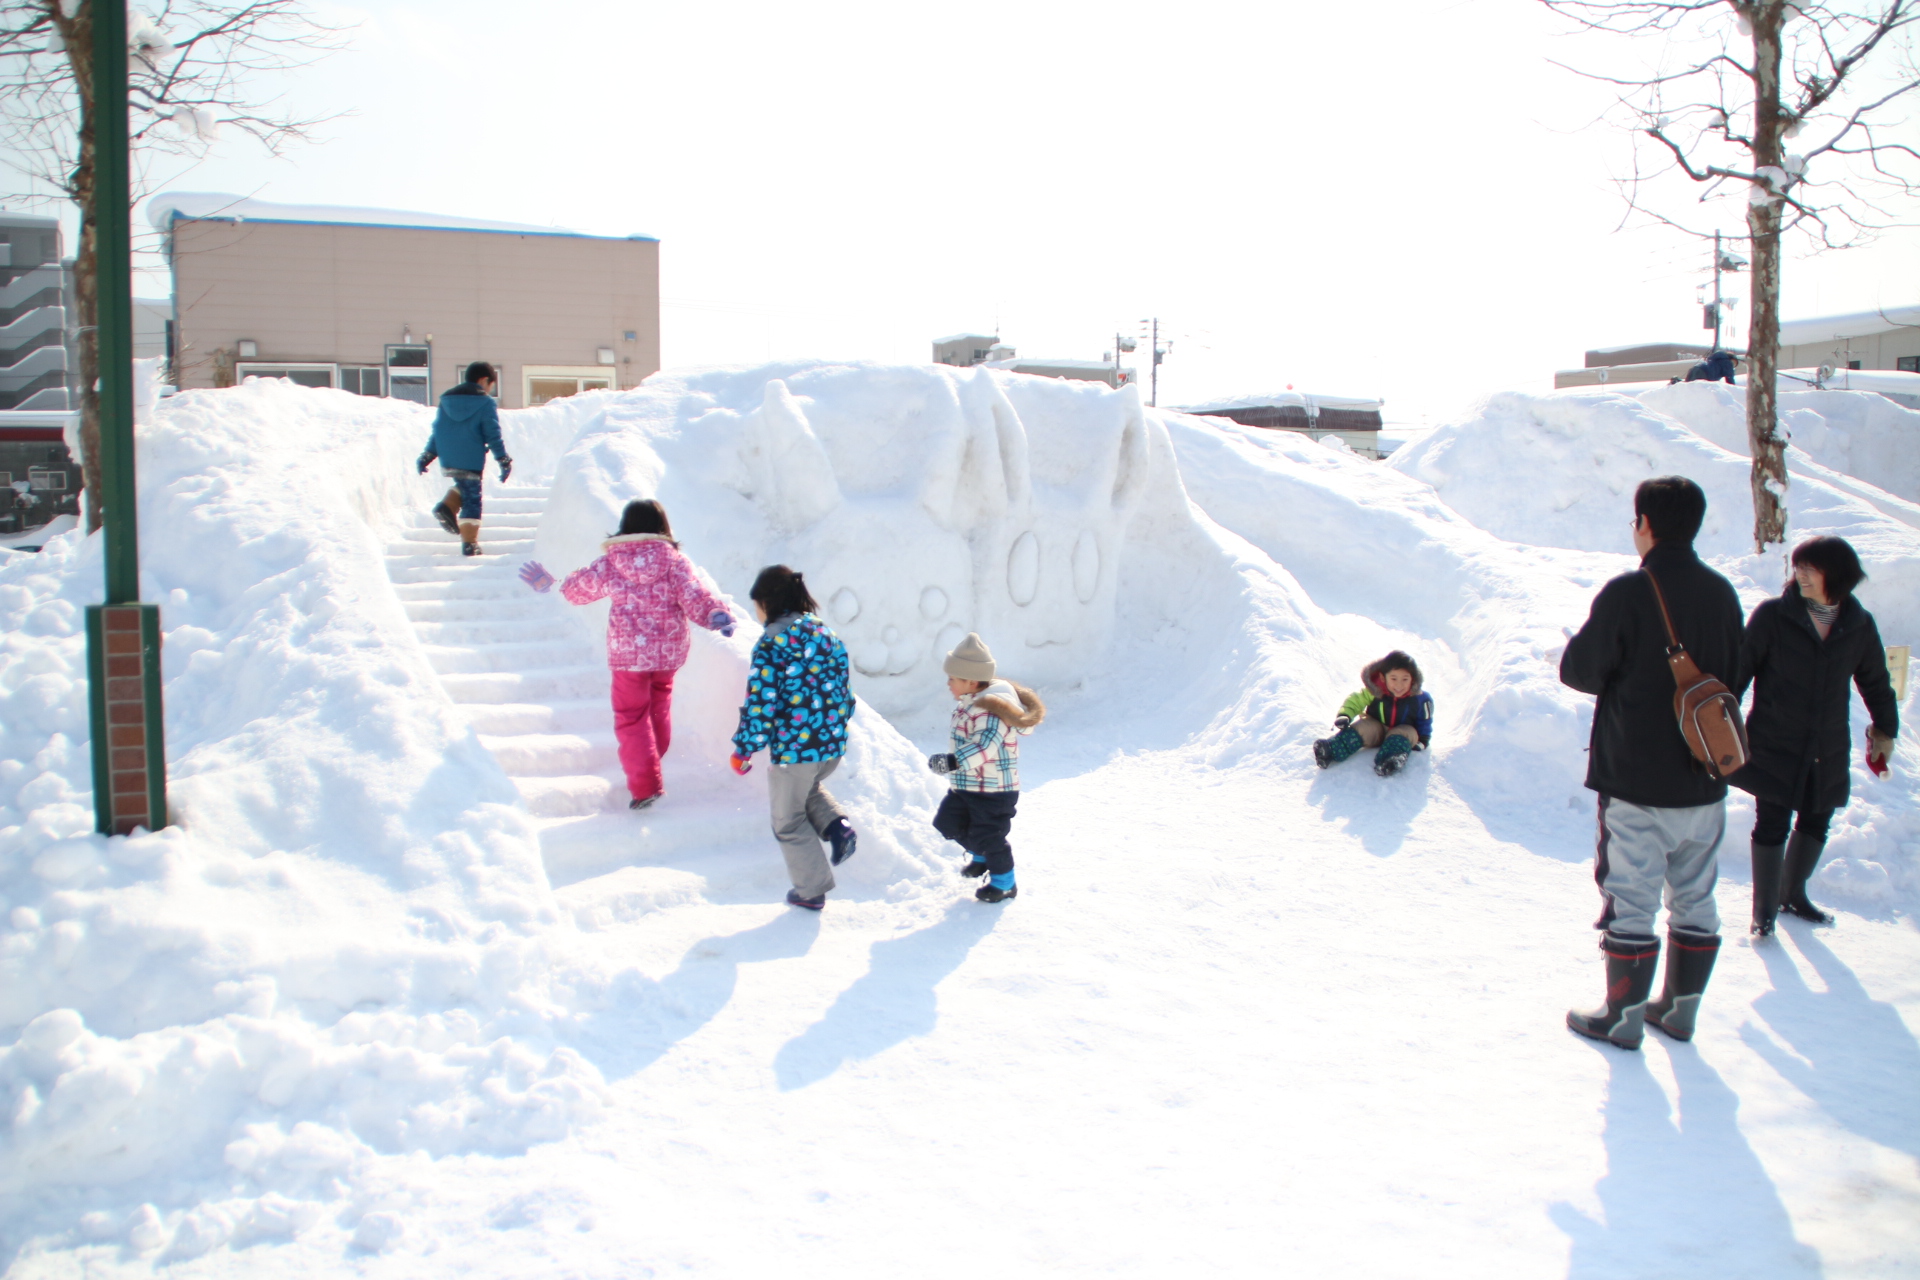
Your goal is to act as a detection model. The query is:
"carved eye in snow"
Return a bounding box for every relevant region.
[1007,531,1040,606]
[920,586,949,620]
[1072,531,1100,603]
[830,587,860,625]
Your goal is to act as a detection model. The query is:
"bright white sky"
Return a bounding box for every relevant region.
[15,0,1920,424]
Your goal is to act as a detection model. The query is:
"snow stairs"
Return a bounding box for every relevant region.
[386,484,626,821]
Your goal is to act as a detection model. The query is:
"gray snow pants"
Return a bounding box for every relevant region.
[768,758,848,900]
[1593,795,1724,940]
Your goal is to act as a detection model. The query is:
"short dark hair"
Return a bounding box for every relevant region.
[1790,535,1867,601]
[750,565,818,620]
[616,498,674,540]
[1633,476,1707,544]
[465,361,497,385]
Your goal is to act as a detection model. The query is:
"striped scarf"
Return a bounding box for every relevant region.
[1806,599,1840,632]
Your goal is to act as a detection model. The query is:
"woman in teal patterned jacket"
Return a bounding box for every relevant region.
[728,566,858,910]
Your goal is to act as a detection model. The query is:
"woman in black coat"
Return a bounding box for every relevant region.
[1732,536,1899,934]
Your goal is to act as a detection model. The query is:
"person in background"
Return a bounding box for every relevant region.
[1732,535,1898,934]
[517,500,734,810]
[728,566,857,911]
[1559,476,1743,1050]
[1683,350,1740,385]
[417,360,513,557]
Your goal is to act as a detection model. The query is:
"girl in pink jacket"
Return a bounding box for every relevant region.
[519,500,733,810]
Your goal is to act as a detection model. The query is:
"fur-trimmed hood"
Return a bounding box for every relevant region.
[972,679,1046,731]
[1361,652,1423,697]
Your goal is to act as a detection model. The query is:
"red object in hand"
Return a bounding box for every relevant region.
[1866,732,1890,779]
[729,753,753,776]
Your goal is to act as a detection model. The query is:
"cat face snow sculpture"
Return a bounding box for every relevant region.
[736,378,977,720]
[731,370,1164,720]
[955,375,1158,693]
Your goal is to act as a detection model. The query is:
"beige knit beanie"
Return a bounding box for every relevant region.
[943,631,996,682]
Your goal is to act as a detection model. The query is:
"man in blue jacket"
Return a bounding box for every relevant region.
[417,361,513,557]
[1559,476,1743,1050]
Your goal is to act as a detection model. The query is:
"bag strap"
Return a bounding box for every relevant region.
[1644,569,1708,686]
[1642,569,1683,654]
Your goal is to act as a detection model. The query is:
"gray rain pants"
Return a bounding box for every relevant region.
[1593,795,1724,939]
[768,758,848,900]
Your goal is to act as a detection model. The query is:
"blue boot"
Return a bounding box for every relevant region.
[1373,734,1414,776]
[1313,726,1365,769]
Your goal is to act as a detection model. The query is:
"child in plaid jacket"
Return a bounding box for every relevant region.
[928,633,1045,903]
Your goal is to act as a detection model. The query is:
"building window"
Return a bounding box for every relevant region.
[28,468,67,490]
[235,362,336,388]
[523,365,615,407]
[1847,360,1862,370]
[1898,356,1920,373]
[340,366,383,396]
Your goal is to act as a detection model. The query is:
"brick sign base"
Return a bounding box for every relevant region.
[86,603,167,835]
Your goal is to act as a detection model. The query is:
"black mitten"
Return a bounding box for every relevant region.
[927,753,959,776]
[1333,714,1352,730]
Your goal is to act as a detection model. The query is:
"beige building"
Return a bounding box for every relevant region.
[1778,304,1920,372]
[154,193,659,408]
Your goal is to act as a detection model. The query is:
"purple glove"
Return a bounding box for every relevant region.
[709,610,735,638]
[518,561,555,593]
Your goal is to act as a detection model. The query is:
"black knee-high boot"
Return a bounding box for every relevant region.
[1781,830,1834,925]
[1567,932,1660,1050]
[1647,929,1721,1041]
[1750,840,1785,936]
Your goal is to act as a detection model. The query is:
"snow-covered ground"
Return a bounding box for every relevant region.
[1,368,1915,1276]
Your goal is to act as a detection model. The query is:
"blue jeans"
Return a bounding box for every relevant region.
[444,471,483,520]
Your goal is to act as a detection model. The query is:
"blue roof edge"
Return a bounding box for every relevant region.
[160,210,658,242]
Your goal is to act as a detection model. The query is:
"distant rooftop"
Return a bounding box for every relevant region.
[147,192,656,242]
[1177,390,1384,414]
[1778,303,1920,347]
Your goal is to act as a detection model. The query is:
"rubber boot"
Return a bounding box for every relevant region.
[1566,932,1660,1050]
[1313,726,1365,769]
[1749,840,1785,936]
[432,499,460,536]
[1781,830,1833,925]
[1373,734,1414,777]
[459,521,481,557]
[1646,928,1721,1041]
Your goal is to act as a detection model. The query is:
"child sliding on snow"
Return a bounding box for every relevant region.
[928,633,1045,903]
[1313,651,1434,777]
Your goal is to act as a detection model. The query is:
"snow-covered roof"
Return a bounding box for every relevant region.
[933,333,998,345]
[1778,304,1920,347]
[147,192,656,242]
[1177,390,1384,414]
[983,357,1119,373]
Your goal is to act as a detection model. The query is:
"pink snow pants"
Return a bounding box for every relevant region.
[611,669,675,802]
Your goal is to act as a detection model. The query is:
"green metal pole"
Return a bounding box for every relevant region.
[93,0,139,603]
[85,0,167,835]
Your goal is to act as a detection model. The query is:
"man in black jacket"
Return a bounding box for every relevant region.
[1558,477,1745,1049]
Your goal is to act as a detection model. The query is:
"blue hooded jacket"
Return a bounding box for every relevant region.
[419,384,508,472]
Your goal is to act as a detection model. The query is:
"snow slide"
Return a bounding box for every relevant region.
[0,366,1916,1275]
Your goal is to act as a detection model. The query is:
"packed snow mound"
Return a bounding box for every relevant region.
[1640,379,1920,507]
[519,363,1263,734]
[1390,388,1920,649]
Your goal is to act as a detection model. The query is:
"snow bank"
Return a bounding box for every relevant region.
[0,381,616,1261]
[1638,378,1920,507]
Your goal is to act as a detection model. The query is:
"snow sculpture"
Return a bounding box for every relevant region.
[729,369,1168,721]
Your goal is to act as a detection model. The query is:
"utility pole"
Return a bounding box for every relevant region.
[1711,230,1724,351]
[84,0,169,837]
[1139,317,1172,407]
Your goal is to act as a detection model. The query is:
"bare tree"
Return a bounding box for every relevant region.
[1542,0,1920,552]
[0,1,343,532]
